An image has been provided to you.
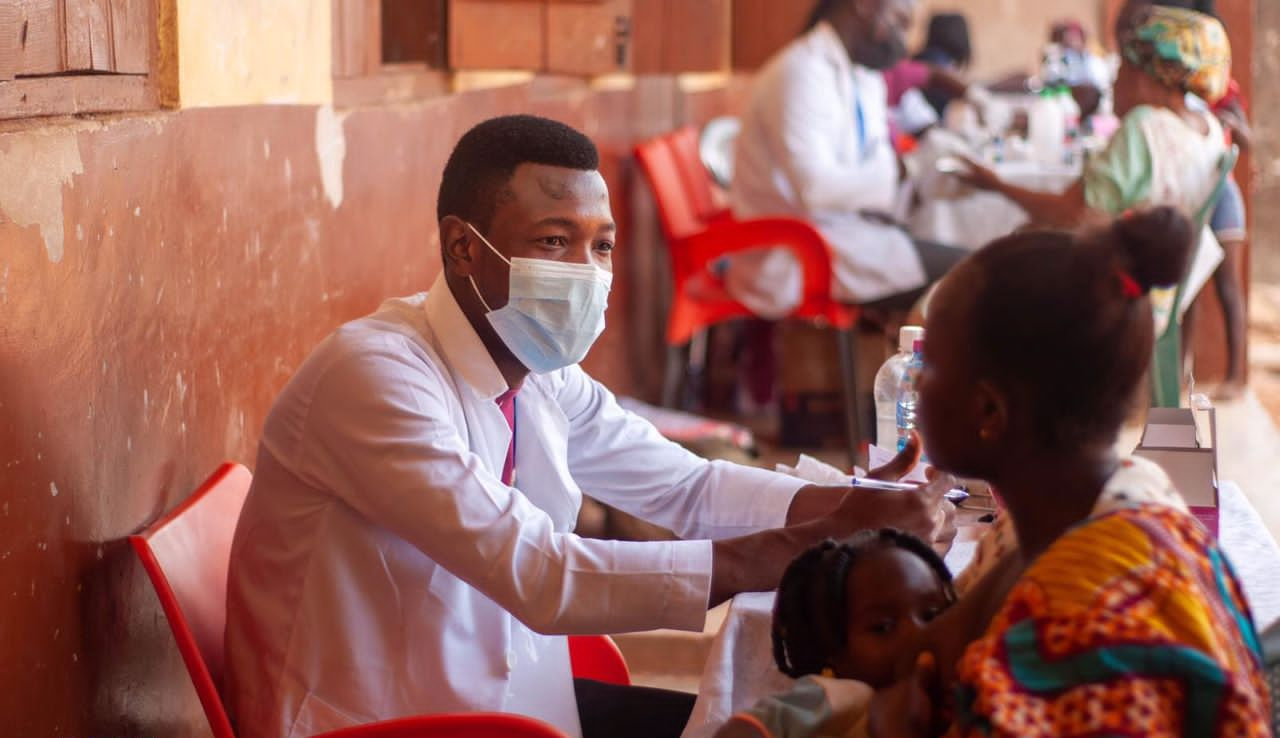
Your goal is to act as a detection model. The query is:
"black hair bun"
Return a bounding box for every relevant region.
[1111,206,1195,292]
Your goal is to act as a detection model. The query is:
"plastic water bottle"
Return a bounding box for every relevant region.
[1029,89,1065,167]
[874,326,924,448]
[1056,86,1081,161]
[896,337,926,453]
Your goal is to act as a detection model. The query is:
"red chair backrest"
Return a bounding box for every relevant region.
[567,635,631,686]
[667,127,723,225]
[635,127,725,243]
[130,462,251,738]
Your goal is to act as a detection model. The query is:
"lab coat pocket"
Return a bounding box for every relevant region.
[287,690,376,738]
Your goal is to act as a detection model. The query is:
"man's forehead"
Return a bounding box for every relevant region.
[507,163,608,202]
[492,163,612,225]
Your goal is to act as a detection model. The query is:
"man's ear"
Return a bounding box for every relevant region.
[440,216,476,279]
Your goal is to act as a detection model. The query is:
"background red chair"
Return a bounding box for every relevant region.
[567,631,631,686]
[130,462,630,738]
[634,126,865,464]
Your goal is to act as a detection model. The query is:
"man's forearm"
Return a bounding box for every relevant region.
[784,484,848,526]
[708,526,815,608]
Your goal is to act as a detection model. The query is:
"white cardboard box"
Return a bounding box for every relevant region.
[1134,405,1219,536]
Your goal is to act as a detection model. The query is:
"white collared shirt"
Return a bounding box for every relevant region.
[728,21,926,315]
[224,278,805,738]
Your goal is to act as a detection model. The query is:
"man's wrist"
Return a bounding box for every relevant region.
[785,484,849,526]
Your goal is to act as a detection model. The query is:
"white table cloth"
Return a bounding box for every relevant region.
[680,481,1280,738]
[909,162,1080,251]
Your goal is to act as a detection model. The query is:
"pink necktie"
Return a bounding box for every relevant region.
[496,390,517,486]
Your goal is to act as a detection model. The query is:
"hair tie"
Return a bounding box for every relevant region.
[1117,269,1143,299]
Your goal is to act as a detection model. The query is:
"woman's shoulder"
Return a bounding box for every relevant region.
[1012,505,1261,661]
[1029,504,1211,591]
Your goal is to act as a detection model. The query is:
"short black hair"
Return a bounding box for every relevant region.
[965,207,1195,449]
[437,114,600,231]
[804,0,842,32]
[921,13,972,68]
[771,529,954,679]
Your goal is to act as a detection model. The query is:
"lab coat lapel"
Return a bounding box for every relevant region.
[457,384,514,485]
[511,378,581,533]
[813,22,858,163]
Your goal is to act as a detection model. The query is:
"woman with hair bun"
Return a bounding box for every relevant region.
[868,207,1271,738]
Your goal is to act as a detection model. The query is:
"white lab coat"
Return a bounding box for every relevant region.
[224,279,806,738]
[729,21,926,317]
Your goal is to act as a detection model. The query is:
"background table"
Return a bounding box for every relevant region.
[680,481,1280,738]
[908,161,1080,251]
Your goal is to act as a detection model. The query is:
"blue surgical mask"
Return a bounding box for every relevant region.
[465,223,613,374]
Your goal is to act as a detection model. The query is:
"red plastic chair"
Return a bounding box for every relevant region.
[568,633,631,686]
[130,462,623,738]
[634,127,865,462]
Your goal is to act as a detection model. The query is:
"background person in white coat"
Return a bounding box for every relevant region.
[224,116,956,738]
[729,0,968,319]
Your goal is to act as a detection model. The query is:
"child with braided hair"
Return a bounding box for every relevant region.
[714,529,956,738]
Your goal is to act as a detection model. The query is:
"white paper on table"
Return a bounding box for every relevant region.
[776,447,932,486]
[774,454,851,486]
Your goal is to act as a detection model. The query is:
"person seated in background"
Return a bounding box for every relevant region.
[882,13,976,139]
[1050,20,1112,92]
[959,7,1229,233]
[913,13,973,119]
[223,114,957,738]
[729,0,968,320]
[869,208,1270,737]
[713,530,955,738]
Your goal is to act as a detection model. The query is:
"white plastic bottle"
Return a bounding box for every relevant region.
[896,337,926,453]
[1029,89,1065,167]
[874,326,924,448]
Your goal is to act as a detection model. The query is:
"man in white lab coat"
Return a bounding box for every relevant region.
[729,0,968,318]
[224,115,955,738]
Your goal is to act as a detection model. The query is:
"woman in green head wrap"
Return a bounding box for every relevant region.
[958,6,1230,229]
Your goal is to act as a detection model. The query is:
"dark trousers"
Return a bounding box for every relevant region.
[860,239,969,312]
[574,678,697,738]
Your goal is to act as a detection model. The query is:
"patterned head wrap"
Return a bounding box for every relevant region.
[1122,6,1231,102]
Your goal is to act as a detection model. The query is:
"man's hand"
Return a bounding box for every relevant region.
[862,433,957,554]
[866,431,924,481]
[713,434,955,606]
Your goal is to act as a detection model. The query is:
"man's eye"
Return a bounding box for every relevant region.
[595,241,615,253]
[539,236,568,248]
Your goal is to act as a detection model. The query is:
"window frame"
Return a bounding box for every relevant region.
[332,0,451,108]
[0,0,163,121]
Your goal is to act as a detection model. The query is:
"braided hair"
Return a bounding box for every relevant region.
[771,529,955,679]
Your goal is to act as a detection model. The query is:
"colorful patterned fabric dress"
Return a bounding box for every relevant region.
[950,504,1271,737]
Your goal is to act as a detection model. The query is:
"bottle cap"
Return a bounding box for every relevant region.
[899,326,925,353]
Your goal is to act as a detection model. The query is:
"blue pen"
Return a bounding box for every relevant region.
[850,477,970,504]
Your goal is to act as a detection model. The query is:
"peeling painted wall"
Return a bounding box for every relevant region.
[0,79,737,738]
[177,0,332,107]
